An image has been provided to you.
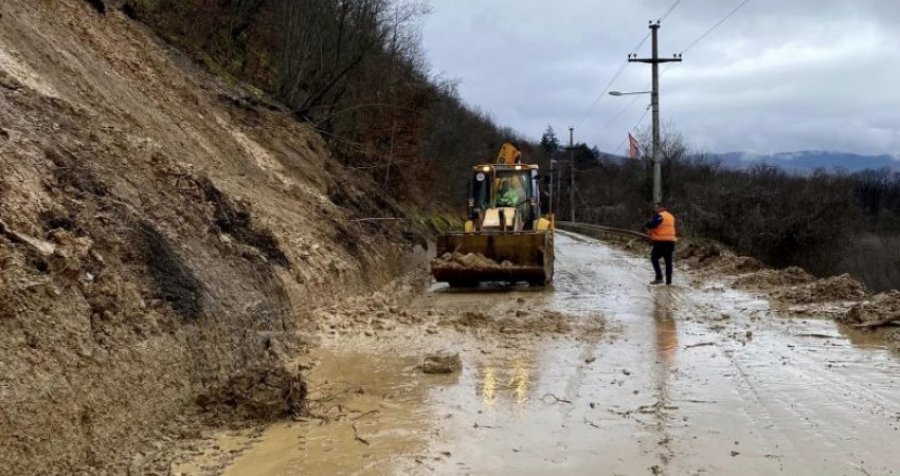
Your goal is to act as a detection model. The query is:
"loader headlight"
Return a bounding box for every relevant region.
[514,165,522,170]
[482,166,491,172]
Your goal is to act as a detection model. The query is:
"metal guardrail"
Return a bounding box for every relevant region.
[556,221,650,241]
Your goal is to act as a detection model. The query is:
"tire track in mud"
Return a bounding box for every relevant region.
[731,341,900,473]
[677,282,900,474]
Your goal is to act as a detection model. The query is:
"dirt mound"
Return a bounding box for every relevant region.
[421,352,462,374]
[679,239,729,264]
[733,266,815,289]
[678,239,763,272]
[773,274,868,304]
[839,291,900,328]
[431,252,522,271]
[196,365,307,421]
[443,309,603,337]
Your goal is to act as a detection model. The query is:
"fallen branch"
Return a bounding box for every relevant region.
[0,219,55,256]
[473,422,499,429]
[583,417,601,429]
[351,409,380,421]
[541,393,573,404]
[351,423,370,446]
[852,314,900,329]
[684,342,715,350]
[346,218,407,223]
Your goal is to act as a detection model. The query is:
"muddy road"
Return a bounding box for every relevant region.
[177,232,900,475]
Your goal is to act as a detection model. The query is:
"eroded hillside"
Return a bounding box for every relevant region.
[0,0,419,473]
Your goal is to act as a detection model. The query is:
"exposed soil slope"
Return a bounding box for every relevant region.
[0,1,416,474]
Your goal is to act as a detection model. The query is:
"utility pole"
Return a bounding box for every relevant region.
[568,126,575,222]
[629,21,681,204]
[548,159,555,216]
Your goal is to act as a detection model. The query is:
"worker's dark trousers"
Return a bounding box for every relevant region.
[651,241,675,284]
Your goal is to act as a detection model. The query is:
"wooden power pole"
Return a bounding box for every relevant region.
[568,126,575,222]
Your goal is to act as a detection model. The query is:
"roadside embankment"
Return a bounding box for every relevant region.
[0,1,427,473]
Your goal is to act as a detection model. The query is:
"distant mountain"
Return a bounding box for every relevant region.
[707,151,900,174]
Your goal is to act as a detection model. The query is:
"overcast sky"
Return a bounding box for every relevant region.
[421,0,900,158]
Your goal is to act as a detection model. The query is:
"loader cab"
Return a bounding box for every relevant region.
[469,164,541,231]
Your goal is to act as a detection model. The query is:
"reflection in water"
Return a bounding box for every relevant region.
[482,367,496,406]
[654,291,679,368]
[652,289,678,467]
[510,361,530,405]
[478,355,533,408]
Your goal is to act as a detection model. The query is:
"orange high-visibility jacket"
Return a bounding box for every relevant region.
[649,211,677,242]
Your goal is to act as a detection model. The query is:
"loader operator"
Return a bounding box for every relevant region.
[645,202,677,285]
[495,180,519,208]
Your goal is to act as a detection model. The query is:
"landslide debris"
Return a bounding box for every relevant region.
[679,239,763,273]
[0,0,419,473]
[733,266,815,289]
[772,274,867,304]
[422,352,462,374]
[839,291,900,329]
[196,364,308,421]
[442,309,604,338]
[431,252,522,271]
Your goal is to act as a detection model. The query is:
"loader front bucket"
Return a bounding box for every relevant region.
[431,231,554,286]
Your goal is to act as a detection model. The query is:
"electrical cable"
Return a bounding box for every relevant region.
[680,0,752,54]
[659,0,684,22]
[614,104,651,154]
[574,31,650,131]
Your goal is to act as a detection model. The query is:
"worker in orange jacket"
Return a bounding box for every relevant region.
[645,203,677,285]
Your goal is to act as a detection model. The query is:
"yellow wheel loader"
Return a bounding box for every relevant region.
[431,143,555,287]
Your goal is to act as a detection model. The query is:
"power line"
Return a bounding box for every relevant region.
[575,32,650,130]
[659,0,684,22]
[680,0,752,54]
[603,93,644,129]
[614,104,651,154]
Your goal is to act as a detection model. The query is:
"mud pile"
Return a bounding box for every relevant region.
[733,267,815,289]
[442,309,604,337]
[888,331,900,349]
[679,239,763,273]
[308,275,434,336]
[431,252,523,271]
[196,365,307,421]
[772,274,868,304]
[839,291,900,328]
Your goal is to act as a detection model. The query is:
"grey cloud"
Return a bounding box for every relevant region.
[422,0,900,159]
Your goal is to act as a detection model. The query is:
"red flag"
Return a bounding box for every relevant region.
[628,133,640,160]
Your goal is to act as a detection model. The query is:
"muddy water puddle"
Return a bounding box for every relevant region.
[190,330,615,475]
[221,349,436,475]
[177,233,900,475]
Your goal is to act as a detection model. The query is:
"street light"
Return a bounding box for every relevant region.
[608,90,651,96]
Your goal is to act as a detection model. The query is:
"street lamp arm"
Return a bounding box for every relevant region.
[609,90,652,96]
